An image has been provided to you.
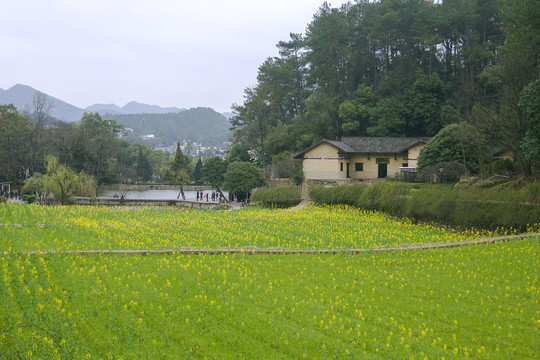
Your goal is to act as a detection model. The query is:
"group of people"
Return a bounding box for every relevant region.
[1,190,21,201]
[194,191,250,204]
[196,191,224,203]
[228,193,249,203]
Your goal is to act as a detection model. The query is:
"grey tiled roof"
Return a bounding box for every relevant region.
[339,137,430,153]
[294,137,430,158]
[325,139,355,152]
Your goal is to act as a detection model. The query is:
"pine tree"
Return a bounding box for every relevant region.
[170,142,192,199]
[192,157,203,185]
[136,147,153,182]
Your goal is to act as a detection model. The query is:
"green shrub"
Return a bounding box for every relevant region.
[22,195,36,204]
[308,185,334,204]
[308,180,540,231]
[252,185,302,208]
[65,196,78,205]
[454,178,475,188]
[414,185,539,230]
[417,161,467,183]
[405,185,456,223]
[489,158,517,174]
[309,182,368,206]
[524,181,540,203]
[290,168,304,186]
[307,185,323,203]
[359,182,411,213]
[332,182,368,206]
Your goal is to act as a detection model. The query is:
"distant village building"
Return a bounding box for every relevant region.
[294,137,430,196]
[155,146,176,153]
[222,141,233,150]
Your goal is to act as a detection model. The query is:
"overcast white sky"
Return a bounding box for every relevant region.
[1,0,350,113]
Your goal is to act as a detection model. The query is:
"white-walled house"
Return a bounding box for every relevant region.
[294,137,430,182]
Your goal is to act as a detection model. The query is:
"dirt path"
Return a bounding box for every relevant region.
[4,232,537,256]
[281,199,312,213]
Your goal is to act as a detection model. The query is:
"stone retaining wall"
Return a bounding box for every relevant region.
[77,197,229,209]
[99,184,213,191]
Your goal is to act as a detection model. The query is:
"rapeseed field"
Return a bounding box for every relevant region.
[0,203,537,359]
[1,203,492,252]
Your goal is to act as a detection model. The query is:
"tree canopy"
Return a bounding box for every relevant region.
[166,142,192,199]
[223,162,266,198]
[0,107,172,188]
[201,156,229,200]
[201,157,227,189]
[519,79,540,166]
[417,123,483,175]
[192,158,203,185]
[0,105,33,184]
[230,0,539,177]
[23,155,97,205]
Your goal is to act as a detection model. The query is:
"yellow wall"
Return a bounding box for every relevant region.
[302,143,344,179]
[406,143,424,169]
[340,153,408,180]
[302,142,426,180]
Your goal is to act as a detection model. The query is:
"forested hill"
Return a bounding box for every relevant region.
[110,108,231,146]
[231,0,539,175]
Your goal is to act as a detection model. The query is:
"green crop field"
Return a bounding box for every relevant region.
[1,203,538,359]
[1,203,498,252]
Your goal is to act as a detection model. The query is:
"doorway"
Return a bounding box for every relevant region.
[378,163,387,178]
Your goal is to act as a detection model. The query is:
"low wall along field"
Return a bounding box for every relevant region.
[0,203,538,359]
[98,184,214,191]
[77,197,228,210]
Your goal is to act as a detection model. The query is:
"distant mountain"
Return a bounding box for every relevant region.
[110,108,231,147]
[0,84,188,122]
[87,101,185,116]
[120,101,185,114]
[0,84,85,122]
[0,84,231,146]
[221,112,234,119]
[85,103,123,115]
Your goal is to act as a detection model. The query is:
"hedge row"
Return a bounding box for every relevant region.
[251,185,302,208]
[309,181,540,231]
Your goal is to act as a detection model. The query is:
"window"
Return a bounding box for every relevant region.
[402,163,408,167]
[340,162,343,171]
[355,162,363,171]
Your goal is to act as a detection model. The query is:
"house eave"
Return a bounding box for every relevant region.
[294,137,431,159]
[293,139,351,159]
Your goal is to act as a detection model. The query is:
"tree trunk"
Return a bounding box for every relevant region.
[177,185,186,200]
[384,40,389,76]
[215,186,228,203]
[259,130,265,168]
